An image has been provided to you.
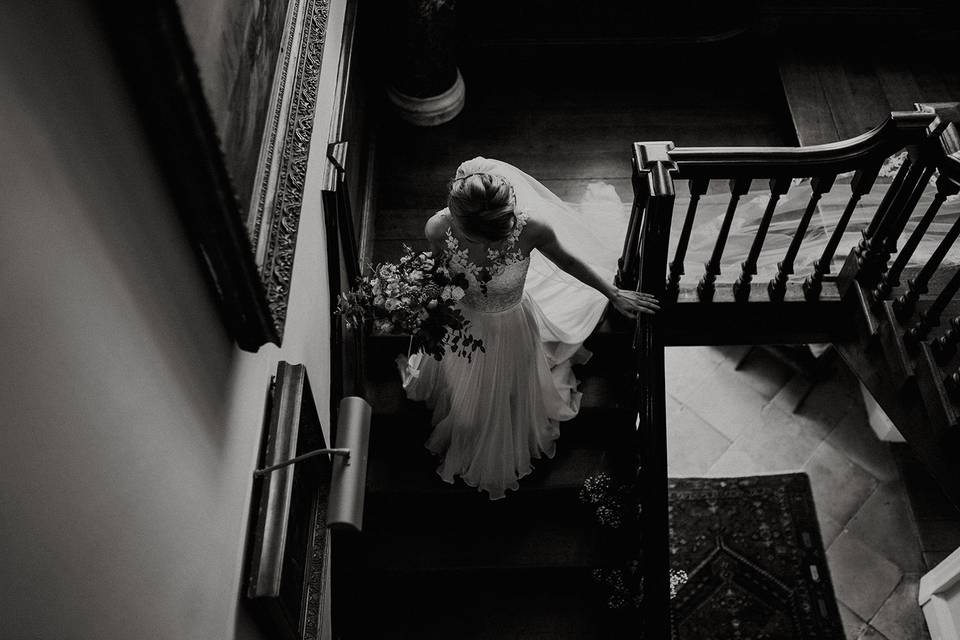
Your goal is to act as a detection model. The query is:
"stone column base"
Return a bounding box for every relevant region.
[386,68,465,127]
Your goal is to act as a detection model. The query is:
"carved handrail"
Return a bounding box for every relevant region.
[630,142,677,637]
[918,103,960,183]
[667,111,934,179]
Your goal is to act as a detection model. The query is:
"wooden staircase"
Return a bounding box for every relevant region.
[333,333,637,639]
[613,103,960,509]
[328,16,960,631]
[836,277,960,509]
[332,102,960,637]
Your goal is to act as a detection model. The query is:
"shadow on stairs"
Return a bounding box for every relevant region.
[332,332,637,639]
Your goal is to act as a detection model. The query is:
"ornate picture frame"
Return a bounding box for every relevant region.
[97,0,330,349]
[245,361,330,639]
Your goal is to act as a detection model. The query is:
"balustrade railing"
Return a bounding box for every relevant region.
[629,141,676,639]
[618,102,960,633]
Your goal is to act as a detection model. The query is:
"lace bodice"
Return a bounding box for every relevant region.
[441,210,531,313]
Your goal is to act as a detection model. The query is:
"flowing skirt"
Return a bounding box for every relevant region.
[396,181,627,500]
[397,292,593,500]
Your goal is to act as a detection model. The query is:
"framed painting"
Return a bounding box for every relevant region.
[97,0,331,349]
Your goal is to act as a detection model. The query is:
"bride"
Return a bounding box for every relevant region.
[396,157,658,500]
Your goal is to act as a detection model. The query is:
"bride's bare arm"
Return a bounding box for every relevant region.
[424,213,447,256]
[528,220,659,318]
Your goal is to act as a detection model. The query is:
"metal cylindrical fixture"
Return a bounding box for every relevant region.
[327,396,371,531]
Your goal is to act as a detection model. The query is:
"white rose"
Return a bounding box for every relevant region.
[440,286,452,301]
[451,286,465,301]
[408,270,423,282]
[384,297,400,311]
[373,295,385,306]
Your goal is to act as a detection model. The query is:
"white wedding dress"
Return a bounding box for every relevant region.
[396,157,630,500]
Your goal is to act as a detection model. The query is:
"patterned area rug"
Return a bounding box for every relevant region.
[668,474,843,640]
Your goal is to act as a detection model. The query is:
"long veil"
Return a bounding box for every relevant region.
[457,156,630,350]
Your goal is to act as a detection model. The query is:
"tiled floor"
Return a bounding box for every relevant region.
[665,345,932,640]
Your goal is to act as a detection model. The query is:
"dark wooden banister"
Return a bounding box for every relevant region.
[630,142,677,637]
[919,103,960,183]
[665,111,934,178]
[617,104,960,629]
[616,107,958,296]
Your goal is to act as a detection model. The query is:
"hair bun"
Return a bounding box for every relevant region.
[448,170,516,242]
[454,156,488,179]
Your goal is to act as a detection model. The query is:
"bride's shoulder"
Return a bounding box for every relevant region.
[517,211,554,246]
[424,209,452,241]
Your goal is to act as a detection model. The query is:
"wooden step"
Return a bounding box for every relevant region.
[877,300,916,383]
[335,566,609,640]
[365,416,616,494]
[358,489,600,571]
[915,342,959,438]
[837,280,960,506]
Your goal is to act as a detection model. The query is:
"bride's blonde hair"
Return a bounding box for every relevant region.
[447,169,516,242]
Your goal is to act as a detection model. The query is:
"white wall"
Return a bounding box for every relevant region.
[0,1,346,638]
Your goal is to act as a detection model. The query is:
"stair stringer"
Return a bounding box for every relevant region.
[835,280,960,508]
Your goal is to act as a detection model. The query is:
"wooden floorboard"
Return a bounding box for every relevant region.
[778,46,842,146]
[375,39,795,255]
[874,58,926,111]
[779,40,960,147]
[821,54,891,140]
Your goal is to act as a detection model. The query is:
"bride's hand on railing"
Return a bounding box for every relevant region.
[610,289,660,318]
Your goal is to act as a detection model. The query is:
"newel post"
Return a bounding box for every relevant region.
[632,141,677,638]
[618,142,676,291]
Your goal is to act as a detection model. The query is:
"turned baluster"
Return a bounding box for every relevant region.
[892,213,960,323]
[931,316,960,364]
[864,157,912,242]
[617,178,649,290]
[768,175,836,302]
[945,369,960,400]
[733,177,790,302]
[875,106,959,258]
[872,163,937,294]
[804,164,881,301]
[854,157,921,288]
[881,165,937,253]
[873,174,957,306]
[665,178,709,302]
[697,177,751,302]
[903,267,960,347]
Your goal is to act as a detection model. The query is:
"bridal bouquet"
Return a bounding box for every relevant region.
[336,244,485,362]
